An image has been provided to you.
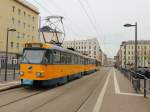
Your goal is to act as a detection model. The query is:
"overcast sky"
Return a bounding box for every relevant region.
[27,0,150,58]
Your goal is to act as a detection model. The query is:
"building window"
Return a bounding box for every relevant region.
[12,6,15,12]
[28,14,31,19]
[22,33,25,38]
[16,43,19,49]
[12,18,15,24]
[32,36,34,40]
[10,42,13,48]
[23,22,26,28]
[18,9,21,15]
[128,56,130,60]
[28,25,30,30]
[18,20,21,27]
[32,16,34,22]
[24,11,26,17]
[17,32,20,38]
[32,26,34,31]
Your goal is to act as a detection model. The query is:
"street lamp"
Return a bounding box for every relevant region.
[5,28,16,81]
[124,22,137,73]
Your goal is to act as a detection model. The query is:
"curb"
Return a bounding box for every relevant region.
[0,84,21,92]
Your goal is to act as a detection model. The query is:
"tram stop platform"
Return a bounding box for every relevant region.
[100,68,150,112]
[0,81,21,92]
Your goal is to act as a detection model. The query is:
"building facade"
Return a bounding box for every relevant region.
[63,38,102,62]
[0,0,39,67]
[116,40,150,68]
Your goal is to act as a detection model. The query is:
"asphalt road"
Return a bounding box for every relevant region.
[0,67,110,112]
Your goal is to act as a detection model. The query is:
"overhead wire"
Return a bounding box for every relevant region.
[84,0,113,57]
[33,0,112,57]
[32,0,84,38]
[43,0,85,36]
[77,0,112,57]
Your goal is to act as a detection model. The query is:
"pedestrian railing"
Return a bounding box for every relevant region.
[0,68,19,82]
[119,68,150,98]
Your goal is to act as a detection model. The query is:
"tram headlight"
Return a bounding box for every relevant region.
[36,72,44,77]
[20,71,24,76]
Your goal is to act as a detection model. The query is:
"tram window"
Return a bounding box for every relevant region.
[84,58,87,65]
[80,57,82,64]
[74,55,78,64]
[43,50,52,64]
[61,52,67,64]
[77,56,80,64]
[82,57,84,64]
[83,58,85,65]
[67,54,71,64]
[71,54,74,64]
[53,50,60,64]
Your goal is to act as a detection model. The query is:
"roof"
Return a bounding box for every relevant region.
[15,0,39,14]
[122,40,150,45]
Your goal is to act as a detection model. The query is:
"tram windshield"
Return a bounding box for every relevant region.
[21,49,46,64]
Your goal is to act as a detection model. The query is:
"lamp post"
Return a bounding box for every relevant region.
[5,28,16,81]
[124,22,137,73]
[124,42,127,69]
[120,44,123,68]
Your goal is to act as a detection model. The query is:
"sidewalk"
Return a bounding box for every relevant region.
[0,80,21,92]
[100,68,150,112]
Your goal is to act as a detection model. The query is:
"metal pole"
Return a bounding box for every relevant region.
[135,22,137,75]
[13,67,15,80]
[5,29,9,81]
[120,45,123,69]
[144,78,146,98]
[125,43,126,69]
[12,57,14,68]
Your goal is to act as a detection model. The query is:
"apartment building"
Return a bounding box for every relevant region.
[116,40,150,68]
[63,38,102,62]
[0,0,39,67]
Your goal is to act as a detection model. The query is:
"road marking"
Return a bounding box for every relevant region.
[92,69,111,112]
[113,68,120,94]
[113,68,143,96]
[119,92,143,96]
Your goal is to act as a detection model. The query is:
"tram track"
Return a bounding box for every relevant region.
[74,69,109,112]
[0,87,50,108]
[0,68,109,112]
[30,69,109,112]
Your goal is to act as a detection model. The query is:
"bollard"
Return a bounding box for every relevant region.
[137,79,140,91]
[13,68,15,80]
[149,80,150,90]
[0,68,1,78]
[144,78,146,98]
[129,72,131,81]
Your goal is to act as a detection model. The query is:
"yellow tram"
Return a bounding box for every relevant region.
[19,43,100,86]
